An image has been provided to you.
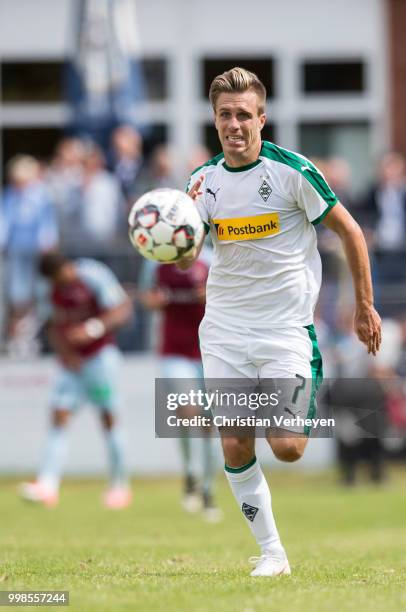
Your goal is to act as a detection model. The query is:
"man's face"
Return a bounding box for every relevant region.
[214,90,266,165]
[53,262,77,286]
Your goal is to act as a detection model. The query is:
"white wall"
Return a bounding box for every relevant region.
[0,354,334,476]
[0,0,384,56]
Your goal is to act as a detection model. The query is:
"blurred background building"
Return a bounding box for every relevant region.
[1,0,404,189]
[1,0,406,476]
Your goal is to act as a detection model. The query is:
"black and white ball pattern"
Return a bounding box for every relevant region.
[128,189,204,263]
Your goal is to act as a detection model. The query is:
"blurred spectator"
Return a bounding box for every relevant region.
[325,157,355,210]
[187,145,212,178]
[110,124,144,203]
[329,310,389,486]
[362,152,406,249]
[314,157,353,328]
[395,313,406,377]
[46,137,85,252]
[358,152,406,315]
[134,144,179,196]
[79,142,123,248]
[0,155,58,349]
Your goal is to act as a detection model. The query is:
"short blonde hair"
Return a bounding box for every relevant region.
[209,67,267,114]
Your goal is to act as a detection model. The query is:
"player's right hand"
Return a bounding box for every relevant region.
[354,305,382,356]
[187,175,204,201]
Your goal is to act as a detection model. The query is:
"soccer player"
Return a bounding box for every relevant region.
[179,67,382,576]
[140,256,222,522]
[20,252,133,509]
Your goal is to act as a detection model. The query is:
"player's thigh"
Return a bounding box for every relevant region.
[81,345,122,413]
[199,318,257,380]
[258,326,323,438]
[50,364,84,413]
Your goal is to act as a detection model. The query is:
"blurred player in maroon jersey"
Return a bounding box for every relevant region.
[20,252,132,509]
[141,255,222,522]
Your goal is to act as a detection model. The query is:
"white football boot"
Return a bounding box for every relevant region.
[249,552,291,577]
[19,481,59,508]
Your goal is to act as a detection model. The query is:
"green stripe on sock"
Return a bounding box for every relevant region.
[225,456,257,473]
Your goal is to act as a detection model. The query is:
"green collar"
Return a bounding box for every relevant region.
[222,158,262,173]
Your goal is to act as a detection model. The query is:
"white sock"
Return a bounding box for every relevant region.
[105,427,128,488]
[225,456,285,557]
[38,426,69,493]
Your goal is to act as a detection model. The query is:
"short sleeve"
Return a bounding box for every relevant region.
[296,164,338,225]
[77,260,127,309]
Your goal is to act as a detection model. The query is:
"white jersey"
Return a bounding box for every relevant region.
[188,141,337,329]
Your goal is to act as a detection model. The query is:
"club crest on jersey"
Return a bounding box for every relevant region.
[212,212,280,242]
[242,502,259,522]
[258,179,272,202]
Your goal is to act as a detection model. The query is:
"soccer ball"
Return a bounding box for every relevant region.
[128,188,204,263]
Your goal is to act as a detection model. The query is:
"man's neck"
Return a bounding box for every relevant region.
[223,140,262,168]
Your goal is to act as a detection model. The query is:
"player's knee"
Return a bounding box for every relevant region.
[270,438,305,463]
[221,436,254,468]
[52,409,70,427]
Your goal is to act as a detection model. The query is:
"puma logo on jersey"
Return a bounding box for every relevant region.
[212,213,280,241]
[301,165,312,172]
[206,187,220,201]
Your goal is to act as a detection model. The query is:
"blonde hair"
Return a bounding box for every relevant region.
[209,67,266,114]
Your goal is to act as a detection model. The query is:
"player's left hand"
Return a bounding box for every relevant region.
[354,305,382,355]
[66,324,93,346]
[187,175,204,201]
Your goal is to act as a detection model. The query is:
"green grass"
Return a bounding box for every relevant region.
[1,470,406,612]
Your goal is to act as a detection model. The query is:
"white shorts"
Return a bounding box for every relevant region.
[198,318,323,435]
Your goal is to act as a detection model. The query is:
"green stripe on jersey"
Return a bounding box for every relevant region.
[186,152,225,191]
[189,152,225,177]
[260,141,338,214]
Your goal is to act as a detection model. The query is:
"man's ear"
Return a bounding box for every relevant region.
[259,113,266,131]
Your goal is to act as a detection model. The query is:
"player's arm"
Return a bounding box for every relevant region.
[139,287,170,310]
[47,321,82,370]
[176,230,205,270]
[322,202,382,355]
[97,298,133,332]
[66,297,132,346]
[177,175,205,270]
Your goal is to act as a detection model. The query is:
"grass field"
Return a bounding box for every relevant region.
[1,470,406,612]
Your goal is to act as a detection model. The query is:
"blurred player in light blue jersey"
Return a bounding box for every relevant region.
[20,252,132,509]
